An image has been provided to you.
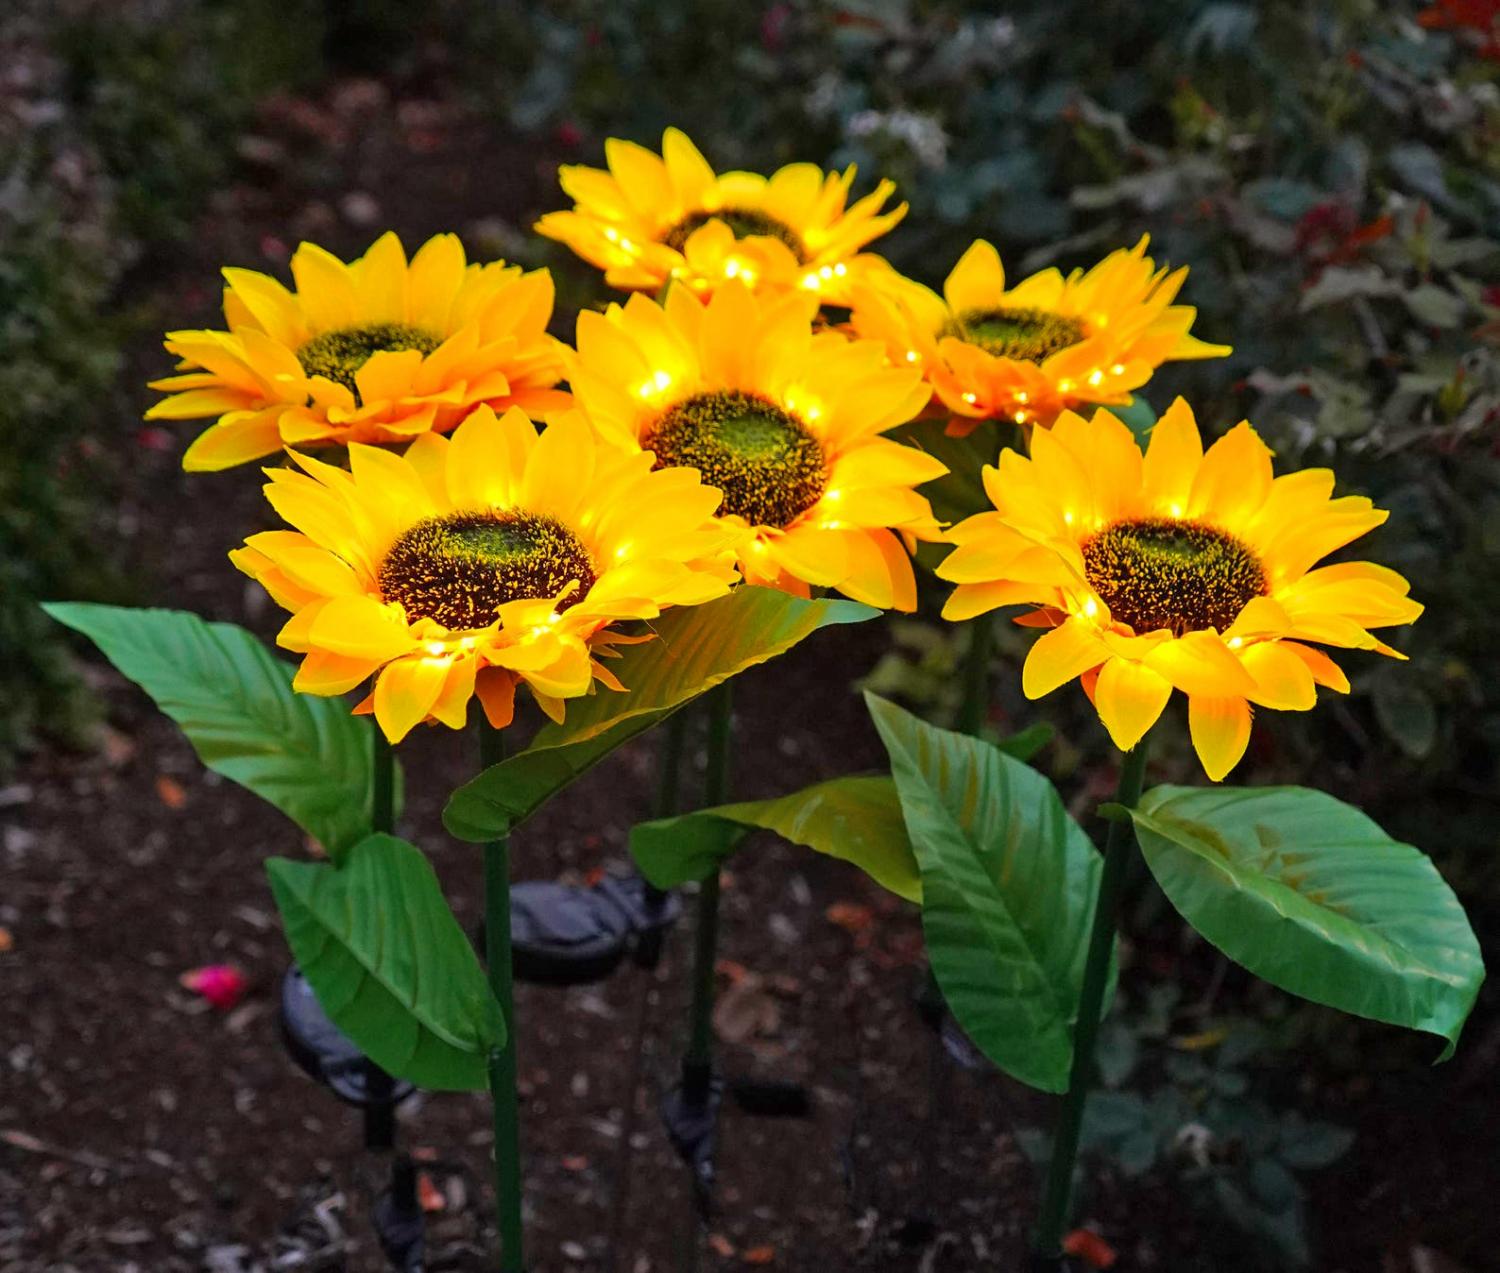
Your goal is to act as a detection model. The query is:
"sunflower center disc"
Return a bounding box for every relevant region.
[643,390,827,529]
[662,207,804,258]
[954,307,1085,362]
[1082,518,1266,636]
[378,511,596,631]
[298,323,440,396]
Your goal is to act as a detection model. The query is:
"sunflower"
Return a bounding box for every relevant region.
[229,405,736,742]
[147,232,570,472]
[852,237,1230,436]
[566,279,943,611]
[939,400,1422,779]
[535,128,907,304]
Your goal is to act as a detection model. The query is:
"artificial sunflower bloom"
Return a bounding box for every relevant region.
[939,400,1422,780]
[852,237,1230,436]
[535,127,907,304]
[229,405,736,742]
[148,232,569,471]
[566,279,944,610]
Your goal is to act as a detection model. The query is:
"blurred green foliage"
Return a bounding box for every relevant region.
[487,0,1500,889]
[0,1,324,761]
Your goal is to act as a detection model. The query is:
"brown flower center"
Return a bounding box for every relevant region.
[379,511,595,631]
[298,323,440,397]
[662,207,804,259]
[1082,517,1266,635]
[952,307,1085,362]
[643,390,826,529]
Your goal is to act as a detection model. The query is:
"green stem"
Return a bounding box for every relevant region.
[365,719,398,1150]
[683,681,733,1100]
[371,718,395,835]
[1031,738,1151,1261]
[480,721,525,1273]
[656,710,689,822]
[956,611,995,738]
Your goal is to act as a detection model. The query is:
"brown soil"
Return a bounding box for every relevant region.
[1,74,1495,1273]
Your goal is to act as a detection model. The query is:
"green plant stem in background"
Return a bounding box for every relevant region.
[657,710,688,821]
[1032,738,1151,1261]
[372,721,395,835]
[683,681,734,1097]
[956,611,995,738]
[364,718,399,1148]
[480,720,525,1273]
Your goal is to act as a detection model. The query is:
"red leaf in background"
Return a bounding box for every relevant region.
[417,1171,446,1212]
[1418,1,1500,59]
[1063,1229,1117,1269]
[555,120,583,148]
[155,775,187,809]
[134,426,172,452]
[179,965,249,1011]
[742,1245,777,1265]
[825,901,874,935]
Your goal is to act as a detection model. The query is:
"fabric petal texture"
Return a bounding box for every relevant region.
[233,405,737,742]
[148,234,569,470]
[938,397,1420,779]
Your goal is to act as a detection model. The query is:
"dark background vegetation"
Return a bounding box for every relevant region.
[3,1,1498,1270]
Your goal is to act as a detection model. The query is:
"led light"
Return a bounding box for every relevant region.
[637,368,673,398]
[1111,363,1126,375]
[962,392,978,405]
[905,350,919,363]
[424,641,448,657]
[1087,370,1104,387]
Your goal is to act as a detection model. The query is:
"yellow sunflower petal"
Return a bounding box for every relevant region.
[1022,618,1110,699]
[944,240,1005,315]
[181,408,286,472]
[1094,656,1174,751]
[373,655,450,743]
[1239,640,1317,710]
[1140,397,1203,516]
[1188,695,1252,781]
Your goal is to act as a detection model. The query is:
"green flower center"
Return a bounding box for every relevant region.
[643,390,827,529]
[378,511,596,631]
[298,323,440,396]
[1082,518,1266,636]
[662,207,804,259]
[952,307,1085,362]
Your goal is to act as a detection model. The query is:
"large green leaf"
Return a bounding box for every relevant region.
[866,692,1108,1093]
[443,587,877,842]
[1129,786,1484,1059]
[630,775,921,903]
[267,834,503,1091]
[45,603,393,860]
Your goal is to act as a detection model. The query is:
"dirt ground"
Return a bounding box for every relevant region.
[2,76,1496,1273]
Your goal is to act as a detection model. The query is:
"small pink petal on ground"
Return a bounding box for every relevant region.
[179,964,249,1011]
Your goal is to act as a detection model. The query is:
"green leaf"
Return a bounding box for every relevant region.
[443,587,877,842]
[1371,672,1437,760]
[45,603,393,860]
[266,834,503,1091]
[1129,786,1484,1059]
[630,775,920,903]
[865,692,1109,1093]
